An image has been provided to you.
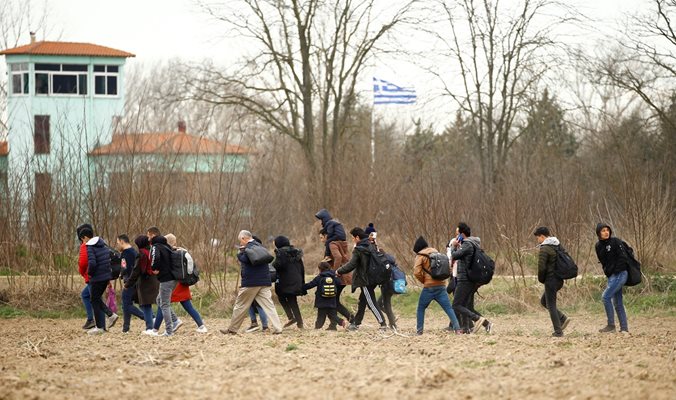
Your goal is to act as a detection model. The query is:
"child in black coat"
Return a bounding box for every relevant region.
[303,262,346,330]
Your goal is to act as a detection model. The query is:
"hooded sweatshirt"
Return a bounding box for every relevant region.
[451,236,481,282]
[315,209,347,242]
[537,236,560,284]
[150,236,175,283]
[336,237,371,287]
[273,245,305,294]
[86,237,112,283]
[595,223,629,277]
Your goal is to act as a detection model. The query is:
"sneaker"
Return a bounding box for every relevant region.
[272,330,282,335]
[283,319,297,328]
[416,330,423,336]
[326,326,338,331]
[561,318,571,331]
[159,332,173,337]
[142,329,158,336]
[619,329,629,334]
[339,320,347,329]
[347,323,359,331]
[196,325,208,333]
[82,319,95,330]
[599,325,616,333]
[106,313,119,330]
[245,323,260,333]
[261,327,269,332]
[219,328,237,335]
[87,327,104,335]
[552,331,564,337]
[379,325,389,332]
[473,317,487,334]
[485,321,493,334]
[173,319,184,333]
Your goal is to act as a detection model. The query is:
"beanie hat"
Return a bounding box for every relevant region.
[274,235,291,249]
[365,223,376,235]
[413,236,429,253]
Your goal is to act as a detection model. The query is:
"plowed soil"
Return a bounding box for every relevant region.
[0,313,674,400]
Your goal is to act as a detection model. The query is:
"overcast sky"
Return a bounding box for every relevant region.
[12,0,651,130]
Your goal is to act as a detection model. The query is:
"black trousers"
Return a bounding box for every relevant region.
[377,285,397,327]
[541,279,566,333]
[353,285,385,326]
[277,291,303,327]
[316,308,341,329]
[453,280,481,331]
[90,280,109,330]
[335,285,352,321]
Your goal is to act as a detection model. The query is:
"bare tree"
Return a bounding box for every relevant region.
[179,0,415,207]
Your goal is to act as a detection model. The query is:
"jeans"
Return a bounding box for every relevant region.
[140,304,155,330]
[276,289,303,327]
[602,270,628,331]
[153,306,178,330]
[453,280,481,331]
[378,285,397,328]
[248,302,268,327]
[316,308,341,329]
[157,280,178,334]
[417,285,460,332]
[82,283,113,321]
[540,279,567,334]
[89,280,108,330]
[122,284,144,332]
[180,300,204,327]
[353,285,385,326]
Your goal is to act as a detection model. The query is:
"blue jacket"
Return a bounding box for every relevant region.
[121,247,138,283]
[238,241,272,287]
[315,209,346,242]
[303,270,338,308]
[86,237,112,283]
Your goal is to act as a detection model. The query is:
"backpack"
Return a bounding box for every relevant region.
[319,275,337,298]
[108,245,122,280]
[420,252,451,281]
[467,243,494,285]
[552,245,578,280]
[390,264,407,294]
[171,248,200,286]
[367,245,391,285]
[620,240,642,286]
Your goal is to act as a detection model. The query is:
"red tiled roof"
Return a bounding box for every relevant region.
[0,141,8,156]
[0,41,134,58]
[89,132,249,156]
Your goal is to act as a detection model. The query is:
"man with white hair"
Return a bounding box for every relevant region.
[220,230,283,334]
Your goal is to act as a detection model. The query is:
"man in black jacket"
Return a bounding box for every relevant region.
[595,223,630,333]
[149,227,179,336]
[336,227,387,331]
[534,226,571,337]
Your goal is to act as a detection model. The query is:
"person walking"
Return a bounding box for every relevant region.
[534,227,571,337]
[148,227,178,336]
[595,223,630,333]
[315,209,350,269]
[303,261,345,330]
[125,235,160,335]
[117,234,144,333]
[272,235,305,329]
[413,236,461,335]
[85,234,113,335]
[220,230,282,335]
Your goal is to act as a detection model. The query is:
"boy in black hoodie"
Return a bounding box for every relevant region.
[148,227,179,336]
[303,262,345,330]
[595,223,630,333]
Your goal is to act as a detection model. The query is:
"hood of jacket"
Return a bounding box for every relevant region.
[151,235,168,246]
[464,236,481,248]
[275,246,304,262]
[540,236,560,247]
[413,236,429,253]
[86,236,106,248]
[315,209,332,226]
[417,247,438,256]
[354,237,371,252]
[596,223,613,239]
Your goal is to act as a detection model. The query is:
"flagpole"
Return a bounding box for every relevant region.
[370,95,376,174]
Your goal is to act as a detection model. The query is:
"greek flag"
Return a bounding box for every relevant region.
[373,77,416,105]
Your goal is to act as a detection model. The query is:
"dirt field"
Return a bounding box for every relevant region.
[0,313,674,400]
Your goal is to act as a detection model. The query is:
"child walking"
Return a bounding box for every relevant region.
[303,262,346,330]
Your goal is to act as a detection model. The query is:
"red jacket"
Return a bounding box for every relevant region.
[171,283,192,302]
[78,243,89,283]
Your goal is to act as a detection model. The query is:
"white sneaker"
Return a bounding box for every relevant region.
[106,313,119,330]
[87,327,104,335]
[142,329,158,336]
[159,332,172,337]
[173,319,184,332]
[196,325,208,333]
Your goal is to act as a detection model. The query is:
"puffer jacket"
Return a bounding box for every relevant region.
[451,236,481,282]
[86,237,112,283]
[336,238,371,288]
[315,209,347,242]
[273,246,305,295]
[414,247,447,287]
[537,237,560,284]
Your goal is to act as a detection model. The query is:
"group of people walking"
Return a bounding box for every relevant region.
[76,209,634,338]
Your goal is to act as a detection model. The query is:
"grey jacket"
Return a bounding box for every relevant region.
[451,236,481,282]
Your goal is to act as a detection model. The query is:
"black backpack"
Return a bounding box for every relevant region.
[108,245,122,280]
[319,275,337,298]
[366,245,391,285]
[171,248,200,286]
[551,245,578,280]
[419,252,451,280]
[620,240,641,286]
[467,243,495,285]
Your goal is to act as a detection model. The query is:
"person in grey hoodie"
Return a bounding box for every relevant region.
[450,222,492,334]
[534,226,571,337]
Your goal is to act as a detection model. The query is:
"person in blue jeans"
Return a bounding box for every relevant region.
[246,301,269,332]
[413,236,461,335]
[595,223,630,333]
[117,234,145,332]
